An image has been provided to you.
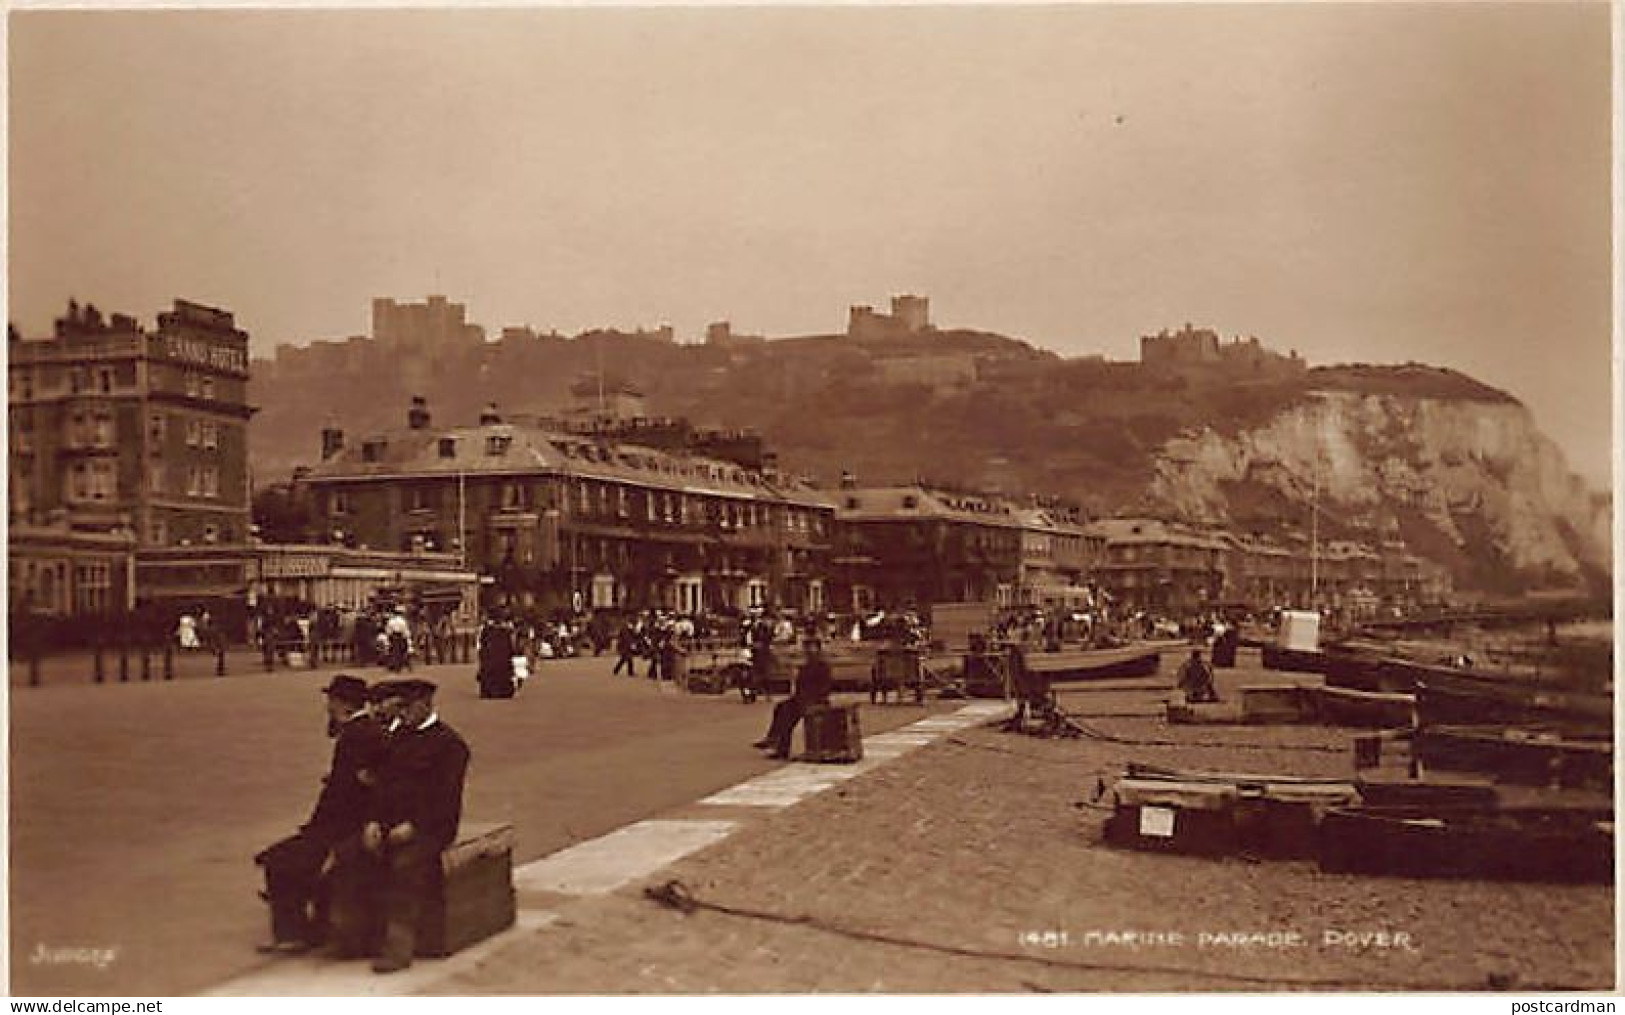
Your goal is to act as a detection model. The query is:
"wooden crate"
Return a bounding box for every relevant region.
[416,822,516,958]
[802,704,863,763]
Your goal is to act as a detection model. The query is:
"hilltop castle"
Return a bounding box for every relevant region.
[1139,323,1306,379]
[847,294,931,341]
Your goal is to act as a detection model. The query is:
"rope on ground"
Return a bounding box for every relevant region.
[639,879,1531,992]
[972,713,1349,754]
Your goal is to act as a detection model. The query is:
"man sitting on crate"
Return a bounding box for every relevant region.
[1177,648,1220,704]
[254,675,386,954]
[753,637,832,760]
[329,678,471,974]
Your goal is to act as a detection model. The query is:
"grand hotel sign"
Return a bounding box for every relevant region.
[160,335,249,375]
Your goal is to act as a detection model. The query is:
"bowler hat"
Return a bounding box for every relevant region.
[321,674,369,705]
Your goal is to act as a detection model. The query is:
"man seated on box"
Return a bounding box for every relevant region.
[1176,648,1220,704]
[254,675,387,954]
[752,637,832,760]
[329,678,471,974]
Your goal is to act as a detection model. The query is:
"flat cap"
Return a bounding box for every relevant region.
[377,677,437,701]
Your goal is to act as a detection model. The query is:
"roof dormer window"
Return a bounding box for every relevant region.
[438,437,457,459]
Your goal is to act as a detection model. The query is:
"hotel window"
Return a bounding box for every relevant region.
[149,463,165,494]
[203,467,219,498]
[149,519,167,545]
[410,485,437,512]
[202,422,219,450]
[186,420,201,448]
[202,524,219,545]
[616,486,629,518]
[148,412,166,451]
[73,564,112,613]
[438,437,456,459]
[88,460,115,501]
[330,491,351,517]
[201,377,216,401]
[98,368,113,394]
[184,372,200,398]
[78,408,112,448]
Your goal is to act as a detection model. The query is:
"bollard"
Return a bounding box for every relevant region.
[29,648,41,688]
[217,644,227,677]
[164,644,175,680]
[264,641,275,673]
[141,646,152,682]
[119,640,130,683]
[94,642,105,684]
[308,646,318,670]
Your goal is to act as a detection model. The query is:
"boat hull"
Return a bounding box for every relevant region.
[1318,806,1614,883]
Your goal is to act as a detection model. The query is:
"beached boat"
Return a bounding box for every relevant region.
[1413,724,1613,791]
[964,645,1162,697]
[1318,804,1614,883]
[1410,667,1612,735]
[1312,685,1416,728]
[1027,645,1162,682]
[1105,764,1360,859]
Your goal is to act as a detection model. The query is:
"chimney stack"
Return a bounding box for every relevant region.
[479,402,503,425]
[839,470,857,490]
[407,395,431,430]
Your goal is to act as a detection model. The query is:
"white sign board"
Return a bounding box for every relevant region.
[1139,805,1176,838]
[1278,610,1321,652]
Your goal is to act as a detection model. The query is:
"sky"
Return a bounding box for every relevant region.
[7,3,1617,487]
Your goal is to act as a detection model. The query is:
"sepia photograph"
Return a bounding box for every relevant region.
[5,0,1618,999]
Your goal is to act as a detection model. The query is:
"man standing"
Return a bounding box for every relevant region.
[754,637,832,760]
[747,617,775,703]
[254,675,384,953]
[612,621,639,677]
[476,611,517,699]
[338,679,471,974]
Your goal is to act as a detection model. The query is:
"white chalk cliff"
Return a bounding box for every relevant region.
[1147,391,1610,584]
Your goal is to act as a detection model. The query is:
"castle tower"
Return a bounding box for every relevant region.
[891,294,930,333]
